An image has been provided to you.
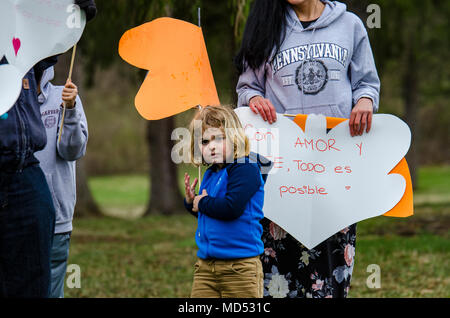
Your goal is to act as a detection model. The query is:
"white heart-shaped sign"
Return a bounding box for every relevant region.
[235,107,411,249]
[0,0,86,115]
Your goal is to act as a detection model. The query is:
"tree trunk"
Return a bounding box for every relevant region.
[402,34,420,190]
[142,3,184,216]
[144,118,184,215]
[75,157,102,217]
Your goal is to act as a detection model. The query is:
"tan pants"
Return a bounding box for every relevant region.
[190,256,263,298]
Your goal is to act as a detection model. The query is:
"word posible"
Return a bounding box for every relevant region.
[279,185,328,198]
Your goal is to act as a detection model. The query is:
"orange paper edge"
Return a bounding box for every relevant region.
[293,114,413,218]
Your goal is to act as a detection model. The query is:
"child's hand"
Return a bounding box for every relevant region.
[62,79,78,109]
[193,189,208,212]
[184,173,198,204]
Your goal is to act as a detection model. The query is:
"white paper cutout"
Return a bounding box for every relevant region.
[0,0,86,115]
[235,107,411,249]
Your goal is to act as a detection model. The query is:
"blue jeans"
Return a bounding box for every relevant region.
[50,232,71,298]
[0,165,55,297]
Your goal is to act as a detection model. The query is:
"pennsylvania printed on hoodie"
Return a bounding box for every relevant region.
[237,0,380,118]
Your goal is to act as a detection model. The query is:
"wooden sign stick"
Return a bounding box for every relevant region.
[197,104,202,189]
[197,7,202,190]
[58,44,77,144]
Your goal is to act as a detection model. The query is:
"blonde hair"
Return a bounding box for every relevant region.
[189,105,250,166]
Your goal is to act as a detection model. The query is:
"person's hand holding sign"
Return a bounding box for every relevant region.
[349,97,373,137]
[62,79,78,109]
[249,95,375,136]
[249,95,277,124]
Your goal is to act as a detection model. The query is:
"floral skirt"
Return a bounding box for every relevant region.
[260,218,357,298]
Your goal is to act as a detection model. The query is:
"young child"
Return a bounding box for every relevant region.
[184,105,265,298]
[34,66,88,298]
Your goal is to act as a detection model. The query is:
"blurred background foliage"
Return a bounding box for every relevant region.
[49,0,449,298]
[54,0,448,180]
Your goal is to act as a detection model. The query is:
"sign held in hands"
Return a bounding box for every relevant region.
[235,107,412,249]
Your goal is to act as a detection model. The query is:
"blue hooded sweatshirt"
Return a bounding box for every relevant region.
[237,0,380,118]
[185,156,266,260]
[34,66,88,234]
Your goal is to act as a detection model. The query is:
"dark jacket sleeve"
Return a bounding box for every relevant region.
[198,163,261,221]
[183,198,198,218]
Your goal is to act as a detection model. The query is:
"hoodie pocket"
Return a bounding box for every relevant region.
[301,104,345,118]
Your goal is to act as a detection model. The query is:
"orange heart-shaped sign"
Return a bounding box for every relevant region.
[119,17,220,120]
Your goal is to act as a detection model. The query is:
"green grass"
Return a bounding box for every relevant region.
[87,164,206,217]
[66,215,198,297]
[416,166,450,195]
[88,175,149,208]
[66,165,450,298]
[350,233,449,297]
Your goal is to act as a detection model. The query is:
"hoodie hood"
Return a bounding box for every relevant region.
[34,55,59,84]
[286,0,347,31]
[38,66,55,104]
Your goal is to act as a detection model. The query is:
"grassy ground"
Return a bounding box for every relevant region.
[65,166,450,298]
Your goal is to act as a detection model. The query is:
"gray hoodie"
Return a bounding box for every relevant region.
[34,67,88,234]
[237,0,380,118]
